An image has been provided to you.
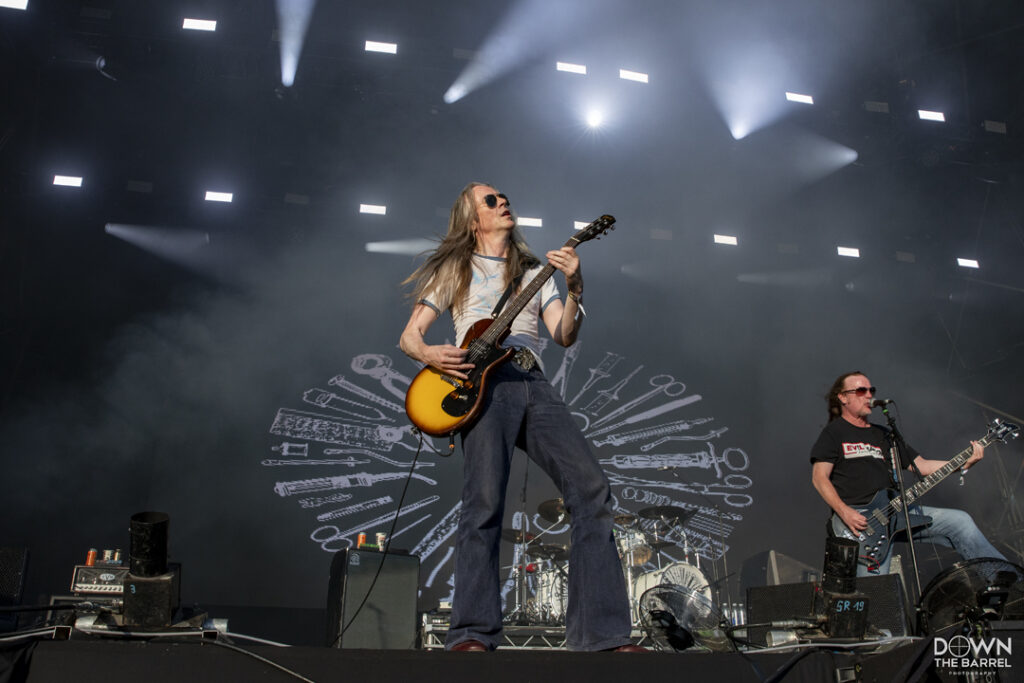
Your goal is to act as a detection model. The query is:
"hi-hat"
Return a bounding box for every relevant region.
[614,513,637,526]
[637,505,695,524]
[538,498,571,524]
[501,528,537,544]
[531,544,570,562]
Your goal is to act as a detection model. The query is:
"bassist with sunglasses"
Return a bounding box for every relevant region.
[810,371,1005,576]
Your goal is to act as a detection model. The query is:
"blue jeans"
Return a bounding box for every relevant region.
[858,504,1007,577]
[444,362,632,651]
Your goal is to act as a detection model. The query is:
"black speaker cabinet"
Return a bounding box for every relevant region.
[746,581,821,646]
[0,547,29,632]
[857,573,912,637]
[326,549,419,649]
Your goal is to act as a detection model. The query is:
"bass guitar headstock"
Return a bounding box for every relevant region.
[987,418,1020,445]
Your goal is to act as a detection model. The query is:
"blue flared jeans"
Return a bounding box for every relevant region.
[444,362,632,651]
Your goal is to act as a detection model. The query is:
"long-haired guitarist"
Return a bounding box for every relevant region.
[810,370,1005,576]
[399,183,640,652]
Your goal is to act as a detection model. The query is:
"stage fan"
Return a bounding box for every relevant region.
[919,557,1024,638]
[638,585,734,652]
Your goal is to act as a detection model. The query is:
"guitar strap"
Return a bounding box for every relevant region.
[490,274,524,319]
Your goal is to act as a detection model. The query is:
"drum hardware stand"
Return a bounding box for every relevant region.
[504,459,533,625]
[660,467,734,613]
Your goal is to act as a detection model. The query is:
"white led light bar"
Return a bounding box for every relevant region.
[183,18,217,31]
[204,191,233,202]
[53,175,83,187]
[837,246,860,258]
[918,110,945,122]
[556,62,586,75]
[359,204,387,215]
[517,217,543,227]
[713,234,738,246]
[619,69,648,83]
[365,41,397,54]
[785,92,814,105]
[956,258,979,269]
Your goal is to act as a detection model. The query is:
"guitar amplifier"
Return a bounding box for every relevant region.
[326,549,419,649]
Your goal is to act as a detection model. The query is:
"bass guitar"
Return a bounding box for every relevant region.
[831,419,1019,568]
[405,215,616,437]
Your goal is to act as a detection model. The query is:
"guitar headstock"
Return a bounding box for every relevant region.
[986,418,1020,445]
[570,214,616,246]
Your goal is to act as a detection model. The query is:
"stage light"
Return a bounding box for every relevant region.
[182,18,217,31]
[517,217,543,227]
[619,69,648,83]
[276,0,317,87]
[444,84,467,104]
[0,0,29,9]
[837,246,860,258]
[864,101,889,114]
[585,109,604,128]
[365,40,397,54]
[983,120,1007,134]
[785,92,813,105]
[573,221,589,230]
[556,62,586,75]
[918,110,945,122]
[204,191,233,202]
[53,175,83,187]
[359,204,386,215]
[365,238,435,255]
[713,234,738,246]
[957,258,979,269]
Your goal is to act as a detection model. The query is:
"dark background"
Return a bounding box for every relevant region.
[1,0,1022,627]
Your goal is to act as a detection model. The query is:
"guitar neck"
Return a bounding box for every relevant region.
[481,234,583,344]
[898,433,995,505]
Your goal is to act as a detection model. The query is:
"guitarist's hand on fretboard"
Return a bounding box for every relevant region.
[962,440,984,471]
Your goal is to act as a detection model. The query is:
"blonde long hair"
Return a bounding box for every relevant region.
[403,182,540,315]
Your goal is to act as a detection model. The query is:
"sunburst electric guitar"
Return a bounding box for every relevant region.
[405,215,616,437]
[831,419,1019,568]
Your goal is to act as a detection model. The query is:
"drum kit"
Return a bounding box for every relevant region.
[503,498,719,626]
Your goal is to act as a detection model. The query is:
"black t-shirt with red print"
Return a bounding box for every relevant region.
[810,419,918,506]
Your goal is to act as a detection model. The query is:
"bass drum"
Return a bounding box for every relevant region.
[632,562,712,606]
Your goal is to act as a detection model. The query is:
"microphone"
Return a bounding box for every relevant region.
[871,398,893,408]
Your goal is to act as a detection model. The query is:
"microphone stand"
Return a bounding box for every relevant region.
[881,404,923,626]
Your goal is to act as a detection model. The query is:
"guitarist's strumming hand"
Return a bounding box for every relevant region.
[424,344,474,381]
[839,505,868,534]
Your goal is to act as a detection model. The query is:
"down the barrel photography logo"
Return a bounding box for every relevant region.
[934,634,1013,672]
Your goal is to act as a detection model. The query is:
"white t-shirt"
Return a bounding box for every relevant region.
[420,254,560,370]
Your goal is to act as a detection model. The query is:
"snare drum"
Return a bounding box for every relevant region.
[614,529,652,567]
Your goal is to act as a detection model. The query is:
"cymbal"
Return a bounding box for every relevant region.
[531,544,569,562]
[537,498,571,524]
[614,513,637,527]
[637,505,695,524]
[501,528,537,544]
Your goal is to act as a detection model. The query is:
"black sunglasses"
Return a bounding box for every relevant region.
[483,193,509,209]
[841,386,877,396]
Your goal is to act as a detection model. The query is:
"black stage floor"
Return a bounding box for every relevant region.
[3,637,949,683]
